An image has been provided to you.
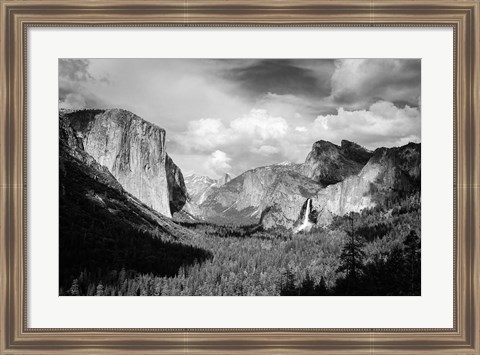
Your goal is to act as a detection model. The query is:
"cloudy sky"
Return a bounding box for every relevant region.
[59,58,421,178]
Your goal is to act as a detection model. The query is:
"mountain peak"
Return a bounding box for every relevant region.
[312,140,340,150]
[341,139,360,148]
[303,139,372,185]
[216,173,232,186]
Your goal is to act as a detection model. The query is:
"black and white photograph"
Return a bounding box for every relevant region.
[59,58,421,296]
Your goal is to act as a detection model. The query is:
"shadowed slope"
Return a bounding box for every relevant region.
[59,114,211,294]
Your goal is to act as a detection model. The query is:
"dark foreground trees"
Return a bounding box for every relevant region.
[279,229,421,296]
[63,192,420,296]
[335,215,366,295]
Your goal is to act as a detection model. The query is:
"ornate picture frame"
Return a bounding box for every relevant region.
[1,0,478,353]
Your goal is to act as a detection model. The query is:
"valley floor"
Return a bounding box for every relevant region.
[61,193,420,296]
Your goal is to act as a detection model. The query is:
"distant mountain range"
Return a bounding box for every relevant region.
[197,162,320,225]
[184,173,232,205]
[60,108,421,233]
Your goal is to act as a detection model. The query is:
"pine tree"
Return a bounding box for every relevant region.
[96,283,104,296]
[280,268,297,296]
[69,278,80,296]
[119,267,127,286]
[154,281,162,296]
[299,271,315,295]
[315,276,328,296]
[337,214,365,295]
[403,230,421,295]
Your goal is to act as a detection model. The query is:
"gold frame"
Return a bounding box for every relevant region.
[1,0,479,353]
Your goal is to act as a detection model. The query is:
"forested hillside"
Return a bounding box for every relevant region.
[59,114,211,295]
[66,192,420,296]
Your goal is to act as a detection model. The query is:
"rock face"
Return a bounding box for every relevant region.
[261,142,421,229]
[302,140,373,185]
[216,173,232,186]
[59,113,206,292]
[184,173,232,206]
[165,154,188,214]
[179,136,419,231]
[184,175,216,205]
[200,163,322,226]
[65,109,187,217]
[59,113,195,239]
[312,142,420,225]
[60,111,123,192]
[259,173,322,229]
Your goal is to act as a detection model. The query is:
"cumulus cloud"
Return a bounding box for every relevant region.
[59,58,421,177]
[185,118,229,150]
[205,150,232,176]
[171,109,298,175]
[175,109,289,154]
[170,101,420,176]
[59,59,93,81]
[60,93,87,110]
[230,109,288,141]
[59,59,106,109]
[311,101,421,148]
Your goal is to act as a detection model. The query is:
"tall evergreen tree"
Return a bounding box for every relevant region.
[299,271,315,295]
[315,276,328,296]
[280,268,297,296]
[96,283,104,296]
[69,278,80,296]
[403,230,421,295]
[336,214,365,295]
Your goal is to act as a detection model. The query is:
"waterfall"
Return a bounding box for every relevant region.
[294,198,313,233]
[303,198,311,225]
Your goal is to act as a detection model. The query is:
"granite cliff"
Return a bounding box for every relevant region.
[260,142,421,229]
[302,140,373,185]
[258,170,322,229]
[65,109,187,217]
[59,112,195,238]
[184,137,419,231]
[311,142,421,225]
[59,113,210,292]
[199,163,322,226]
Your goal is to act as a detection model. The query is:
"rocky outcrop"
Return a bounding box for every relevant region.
[340,140,374,165]
[259,171,322,229]
[59,113,196,239]
[302,140,373,185]
[200,163,322,226]
[165,154,188,214]
[311,166,379,226]
[65,108,187,217]
[181,137,420,230]
[216,173,232,186]
[308,142,420,226]
[259,142,420,230]
[184,175,216,205]
[184,173,233,206]
[366,142,421,192]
